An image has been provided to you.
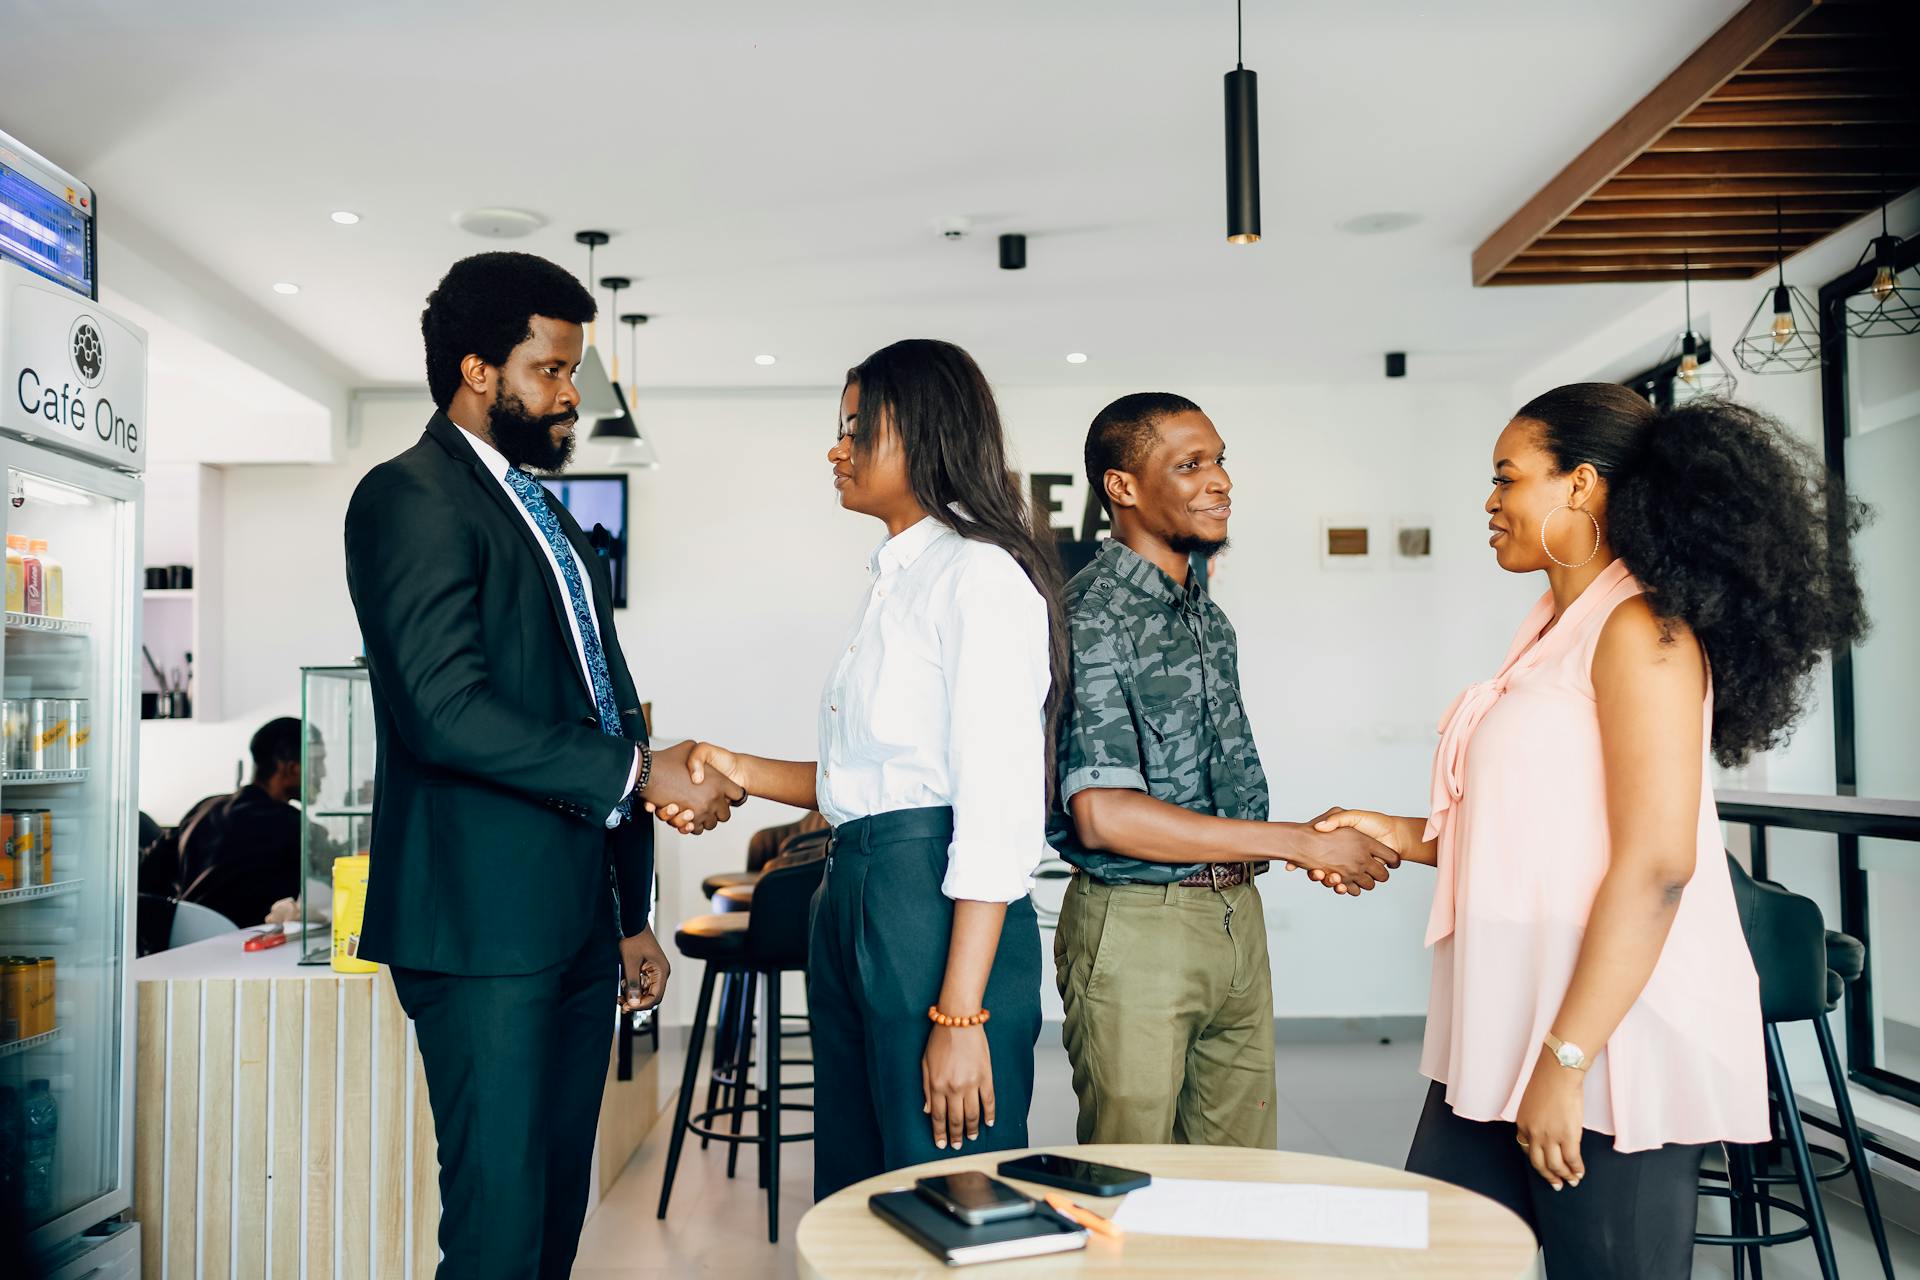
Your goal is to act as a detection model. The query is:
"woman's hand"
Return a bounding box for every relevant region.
[645,742,751,828]
[1311,807,1406,855]
[1514,1047,1587,1191]
[922,1023,996,1151]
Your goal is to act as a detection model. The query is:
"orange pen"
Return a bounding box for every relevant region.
[1043,1192,1125,1242]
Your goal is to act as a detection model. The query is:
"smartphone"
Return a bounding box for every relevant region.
[913,1171,1037,1226]
[996,1154,1152,1198]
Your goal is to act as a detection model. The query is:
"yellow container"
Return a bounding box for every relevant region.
[330,854,377,974]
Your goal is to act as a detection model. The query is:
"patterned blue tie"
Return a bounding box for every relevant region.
[502,466,632,822]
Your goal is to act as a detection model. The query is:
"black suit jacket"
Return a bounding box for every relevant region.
[343,412,652,975]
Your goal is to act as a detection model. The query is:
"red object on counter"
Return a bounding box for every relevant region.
[243,929,288,952]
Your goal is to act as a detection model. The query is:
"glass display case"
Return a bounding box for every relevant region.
[299,664,374,965]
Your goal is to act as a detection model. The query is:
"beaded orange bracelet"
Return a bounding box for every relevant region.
[927,1005,991,1028]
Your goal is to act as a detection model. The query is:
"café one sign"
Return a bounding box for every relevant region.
[0,259,147,472]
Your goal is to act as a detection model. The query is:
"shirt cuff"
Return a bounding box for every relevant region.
[605,747,641,828]
[939,841,1038,904]
[1060,764,1148,805]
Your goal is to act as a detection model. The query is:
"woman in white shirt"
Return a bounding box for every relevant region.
[668,339,1065,1199]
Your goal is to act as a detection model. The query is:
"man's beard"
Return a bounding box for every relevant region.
[488,387,577,472]
[1169,532,1230,559]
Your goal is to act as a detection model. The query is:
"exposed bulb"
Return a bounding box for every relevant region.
[1678,353,1700,384]
[1872,265,1896,303]
[1772,310,1795,346]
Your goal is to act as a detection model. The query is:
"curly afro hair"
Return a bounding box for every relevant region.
[1515,383,1870,767]
[420,253,596,410]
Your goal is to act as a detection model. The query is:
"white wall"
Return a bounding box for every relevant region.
[148,376,1541,1024]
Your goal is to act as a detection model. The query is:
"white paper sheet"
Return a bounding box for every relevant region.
[1109,1178,1430,1250]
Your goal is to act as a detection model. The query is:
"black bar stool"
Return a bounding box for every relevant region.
[658,852,824,1242]
[1697,854,1896,1280]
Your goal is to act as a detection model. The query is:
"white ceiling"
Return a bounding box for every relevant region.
[1,0,1752,389]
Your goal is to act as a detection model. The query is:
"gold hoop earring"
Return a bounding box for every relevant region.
[1541,505,1600,569]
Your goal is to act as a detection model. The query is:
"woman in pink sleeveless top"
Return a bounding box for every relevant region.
[1317,383,1867,1279]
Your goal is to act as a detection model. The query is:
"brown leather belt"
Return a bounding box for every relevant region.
[1177,862,1266,889]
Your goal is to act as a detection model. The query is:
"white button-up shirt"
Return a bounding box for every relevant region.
[817,515,1052,903]
[453,422,637,824]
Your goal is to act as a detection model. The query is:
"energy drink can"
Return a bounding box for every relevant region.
[0,815,15,892]
[33,958,53,1036]
[6,812,50,886]
[29,700,70,772]
[1,958,35,1042]
[66,700,89,771]
[1,700,27,770]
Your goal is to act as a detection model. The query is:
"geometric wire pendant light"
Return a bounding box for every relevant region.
[1661,251,1738,401]
[1844,200,1920,338]
[1733,200,1823,374]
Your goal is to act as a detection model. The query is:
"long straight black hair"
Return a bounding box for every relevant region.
[845,339,1070,799]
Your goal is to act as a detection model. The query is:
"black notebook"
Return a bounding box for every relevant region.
[870,1190,1089,1266]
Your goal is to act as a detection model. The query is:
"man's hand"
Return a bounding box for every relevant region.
[641,740,744,834]
[618,927,671,1013]
[1284,810,1400,894]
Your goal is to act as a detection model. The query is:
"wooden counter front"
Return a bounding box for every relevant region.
[129,931,667,1279]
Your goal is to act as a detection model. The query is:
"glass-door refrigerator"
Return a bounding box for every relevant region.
[0,257,146,1276]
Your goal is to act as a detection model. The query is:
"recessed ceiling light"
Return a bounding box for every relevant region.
[272,282,300,295]
[754,354,778,366]
[330,210,361,225]
[1338,211,1422,236]
[1066,352,1089,364]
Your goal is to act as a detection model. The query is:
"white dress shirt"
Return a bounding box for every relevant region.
[454,422,638,824]
[817,515,1052,903]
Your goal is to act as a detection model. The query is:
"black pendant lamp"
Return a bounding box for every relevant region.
[1845,199,1920,338]
[570,231,621,419]
[1732,200,1822,375]
[588,277,632,443]
[1224,0,1260,244]
[1661,252,1738,401]
[591,313,658,469]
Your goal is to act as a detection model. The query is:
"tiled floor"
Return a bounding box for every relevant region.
[573,1032,1920,1278]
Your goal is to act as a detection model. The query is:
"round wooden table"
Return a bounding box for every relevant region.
[795,1144,1540,1279]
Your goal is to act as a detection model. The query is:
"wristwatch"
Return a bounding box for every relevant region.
[1543,1032,1591,1072]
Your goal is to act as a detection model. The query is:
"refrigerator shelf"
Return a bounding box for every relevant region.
[312,807,372,818]
[0,1027,60,1059]
[4,611,91,637]
[1,768,90,785]
[0,879,81,906]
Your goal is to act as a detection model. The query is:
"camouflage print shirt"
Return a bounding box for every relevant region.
[1048,538,1271,883]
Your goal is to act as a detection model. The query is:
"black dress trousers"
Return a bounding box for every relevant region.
[807,806,1043,1201]
[389,898,619,1280]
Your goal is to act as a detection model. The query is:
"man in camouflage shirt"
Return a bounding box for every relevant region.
[1049,393,1398,1147]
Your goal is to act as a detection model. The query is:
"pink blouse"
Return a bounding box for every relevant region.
[1420,558,1769,1152]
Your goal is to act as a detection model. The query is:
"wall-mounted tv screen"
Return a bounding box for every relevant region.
[539,472,630,608]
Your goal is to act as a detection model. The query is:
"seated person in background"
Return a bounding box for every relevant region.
[155,717,324,928]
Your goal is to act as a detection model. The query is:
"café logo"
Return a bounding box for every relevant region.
[69,316,104,388]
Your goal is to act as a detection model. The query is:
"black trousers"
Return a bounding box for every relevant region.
[1406,1080,1706,1280]
[808,807,1043,1201]
[390,902,618,1280]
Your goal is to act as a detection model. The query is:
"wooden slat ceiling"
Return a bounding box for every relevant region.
[1473,0,1920,286]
